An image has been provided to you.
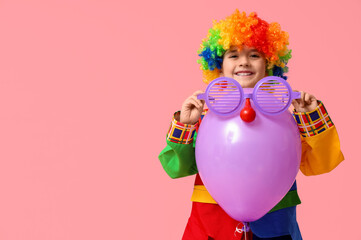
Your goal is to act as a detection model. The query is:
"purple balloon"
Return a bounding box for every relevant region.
[195,104,301,222]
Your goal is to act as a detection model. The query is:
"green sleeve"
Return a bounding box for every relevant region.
[158,134,199,179]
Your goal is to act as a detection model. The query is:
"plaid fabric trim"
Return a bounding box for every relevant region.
[167,111,199,144]
[293,101,334,137]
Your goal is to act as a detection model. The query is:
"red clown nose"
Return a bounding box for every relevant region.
[240,98,256,122]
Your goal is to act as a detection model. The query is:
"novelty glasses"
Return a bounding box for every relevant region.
[197,76,301,116]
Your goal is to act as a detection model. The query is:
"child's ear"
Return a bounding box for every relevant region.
[219,70,224,77]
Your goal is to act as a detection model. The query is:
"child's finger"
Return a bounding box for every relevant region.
[304,92,309,101]
[305,93,316,105]
[299,91,305,107]
[184,96,194,107]
[188,97,202,109]
[184,98,198,109]
[292,99,303,112]
[192,90,205,96]
[192,90,206,104]
[190,96,204,109]
[183,96,197,109]
[292,99,300,108]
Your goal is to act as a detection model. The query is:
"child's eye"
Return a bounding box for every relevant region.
[229,55,238,58]
[250,54,260,58]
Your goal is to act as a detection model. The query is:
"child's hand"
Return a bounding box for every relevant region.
[291,91,318,113]
[179,90,205,125]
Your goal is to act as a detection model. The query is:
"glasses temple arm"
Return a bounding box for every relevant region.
[292,91,301,99]
[197,94,205,100]
[197,94,216,101]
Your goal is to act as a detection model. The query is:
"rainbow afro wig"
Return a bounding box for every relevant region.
[198,10,292,83]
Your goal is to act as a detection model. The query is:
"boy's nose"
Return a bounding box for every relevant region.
[238,57,250,67]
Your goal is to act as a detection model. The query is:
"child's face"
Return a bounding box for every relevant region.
[221,46,267,88]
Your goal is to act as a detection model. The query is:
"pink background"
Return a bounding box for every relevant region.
[0,0,359,239]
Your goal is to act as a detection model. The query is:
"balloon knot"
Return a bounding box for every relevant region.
[235,222,250,234]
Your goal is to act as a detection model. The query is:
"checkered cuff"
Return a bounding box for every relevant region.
[293,101,334,137]
[166,111,199,144]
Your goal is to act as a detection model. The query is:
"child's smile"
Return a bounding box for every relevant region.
[235,70,254,76]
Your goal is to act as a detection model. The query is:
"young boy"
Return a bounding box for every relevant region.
[159,10,344,240]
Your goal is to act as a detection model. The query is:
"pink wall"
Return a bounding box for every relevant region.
[0,0,359,239]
